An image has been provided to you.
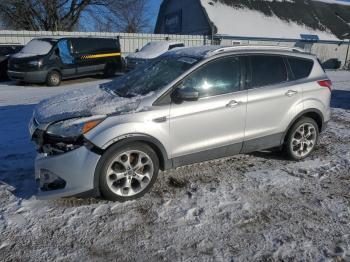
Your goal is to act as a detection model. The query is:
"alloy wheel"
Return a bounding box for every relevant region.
[290,123,317,158]
[105,150,154,197]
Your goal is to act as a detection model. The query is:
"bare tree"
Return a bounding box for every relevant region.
[0,0,109,31]
[108,0,151,33]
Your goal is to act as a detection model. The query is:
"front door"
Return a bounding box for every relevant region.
[169,56,247,164]
[57,39,76,77]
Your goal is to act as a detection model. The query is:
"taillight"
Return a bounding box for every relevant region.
[317,79,332,91]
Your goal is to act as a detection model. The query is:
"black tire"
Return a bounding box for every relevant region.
[103,63,117,77]
[98,142,159,202]
[16,80,26,86]
[284,117,319,160]
[46,70,61,87]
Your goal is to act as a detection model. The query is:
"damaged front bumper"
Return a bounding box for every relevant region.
[35,145,101,200]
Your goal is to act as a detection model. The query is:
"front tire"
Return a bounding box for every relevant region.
[284,117,319,160]
[46,70,61,86]
[98,142,159,201]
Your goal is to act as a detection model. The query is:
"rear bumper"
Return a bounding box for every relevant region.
[35,146,101,200]
[8,69,48,83]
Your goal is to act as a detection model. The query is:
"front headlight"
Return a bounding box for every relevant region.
[28,60,42,67]
[46,116,105,138]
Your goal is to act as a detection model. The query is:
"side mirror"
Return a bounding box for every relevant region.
[173,87,199,102]
[135,48,139,53]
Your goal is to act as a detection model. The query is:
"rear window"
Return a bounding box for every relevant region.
[288,57,314,80]
[250,55,287,88]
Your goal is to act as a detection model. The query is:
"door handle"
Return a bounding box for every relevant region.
[226,100,241,108]
[152,116,167,123]
[285,90,298,97]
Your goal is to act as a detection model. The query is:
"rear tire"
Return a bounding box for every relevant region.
[46,70,61,87]
[284,117,319,160]
[98,142,159,202]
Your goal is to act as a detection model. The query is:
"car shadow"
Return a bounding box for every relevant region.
[1,73,124,87]
[0,104,37,199]
[331,90,350,110]
[247,149,287,161]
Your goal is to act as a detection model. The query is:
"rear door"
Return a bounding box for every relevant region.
[169,56,247,163]
[242,54,303,152]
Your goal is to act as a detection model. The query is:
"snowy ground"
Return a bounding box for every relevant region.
[0,72,349,261]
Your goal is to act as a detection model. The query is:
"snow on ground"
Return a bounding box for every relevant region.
[0,72,350,261]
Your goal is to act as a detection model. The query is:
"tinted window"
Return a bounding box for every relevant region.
[180,57,241,98]
[0,47,14,56]
[288,57,314,79]
[250,55,287,87]
[71,38,119,54]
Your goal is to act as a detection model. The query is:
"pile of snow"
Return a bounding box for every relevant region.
[34,84,148,124]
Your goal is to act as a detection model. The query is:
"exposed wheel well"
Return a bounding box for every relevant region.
[137,140,166,170]
[48,69,61,75]
[301,112,323,131]
[102,137,169,171]
[283,110,324,144]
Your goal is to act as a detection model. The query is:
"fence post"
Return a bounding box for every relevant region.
[345,39,350,68]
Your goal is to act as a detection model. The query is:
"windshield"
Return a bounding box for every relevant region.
[20,39,53,55]
[106,56,199,97]
[139,42,169,54]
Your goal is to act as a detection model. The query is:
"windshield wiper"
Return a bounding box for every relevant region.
[112,90,124,97]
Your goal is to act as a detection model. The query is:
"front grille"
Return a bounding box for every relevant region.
[9,61,27,71]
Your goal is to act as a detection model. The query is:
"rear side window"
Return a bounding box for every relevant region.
[250,55,287,88]
[288,57,314,80]
[71,38,119,54]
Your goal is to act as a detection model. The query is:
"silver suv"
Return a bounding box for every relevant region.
[30,45,331,201]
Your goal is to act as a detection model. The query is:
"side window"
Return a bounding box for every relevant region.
[57,40,74,64]
[71,38,119,54]
[250,55,287,88]
[180,57,241,98]
[288,57,314,80]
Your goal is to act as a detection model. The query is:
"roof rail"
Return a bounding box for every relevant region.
[207,45,307,56]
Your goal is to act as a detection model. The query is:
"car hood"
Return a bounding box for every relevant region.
[33,84,147,124]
